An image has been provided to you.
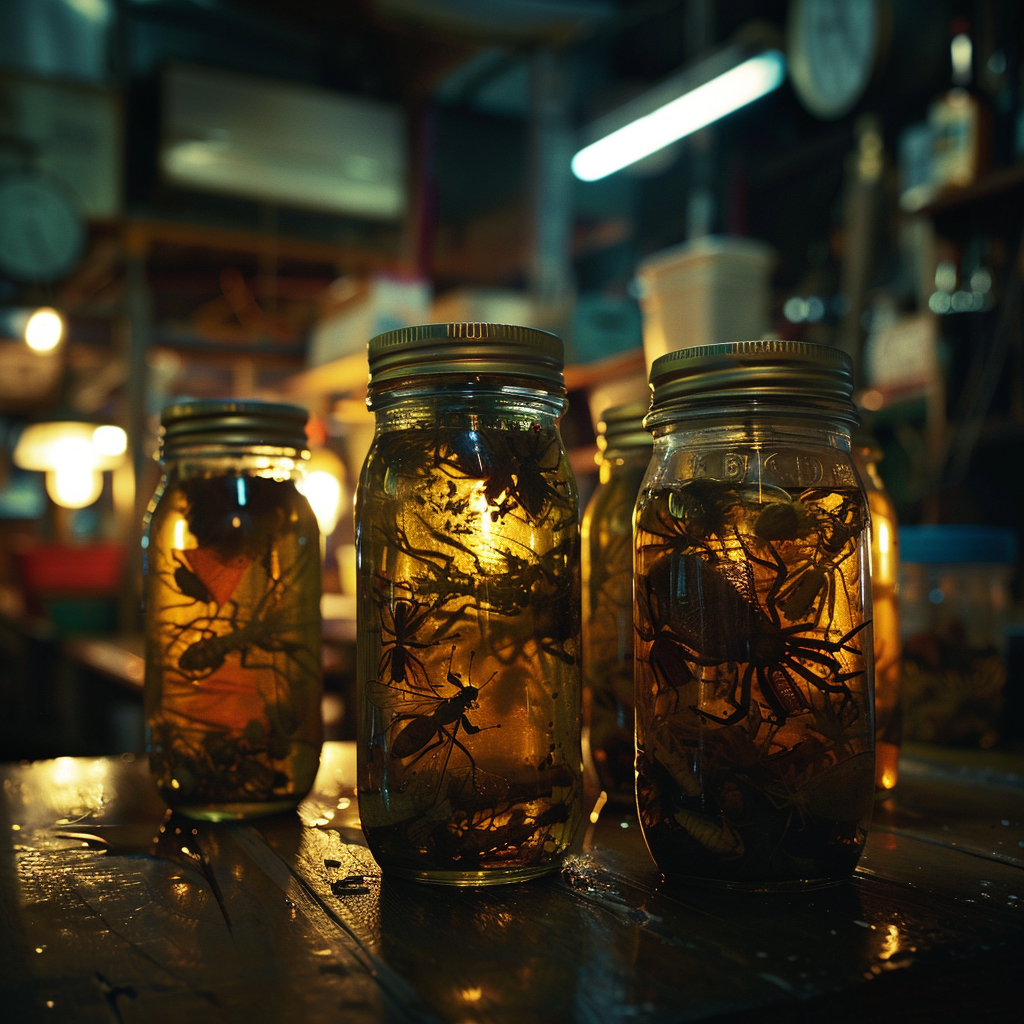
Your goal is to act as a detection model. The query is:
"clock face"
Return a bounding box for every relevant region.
[0,174,85,283]
[788,0,879,119]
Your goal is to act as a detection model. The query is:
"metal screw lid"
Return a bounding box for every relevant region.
[647,340,858,427]
[160,399,309,457]
[367,322,564,393]
[597,401,652,450]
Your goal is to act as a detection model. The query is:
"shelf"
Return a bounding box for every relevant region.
[563,348,646,391]
[916,163,1024,222]
[121,218,406,272]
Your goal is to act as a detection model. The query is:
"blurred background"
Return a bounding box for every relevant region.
[0,0,1021,760]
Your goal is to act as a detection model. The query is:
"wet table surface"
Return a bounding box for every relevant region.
[1,743,1022,1023]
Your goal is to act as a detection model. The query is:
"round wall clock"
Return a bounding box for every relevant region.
[787,0,882,119]
[0,172,85,283]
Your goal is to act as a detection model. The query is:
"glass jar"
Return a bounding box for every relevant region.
[582,402,652,804]
[900,526,1016,749]
[144,400,323,820]
[356,322,583,885]
[853,439,901,796]
[634,341,875,888]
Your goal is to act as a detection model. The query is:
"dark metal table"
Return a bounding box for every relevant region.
[2,743,1022,1022]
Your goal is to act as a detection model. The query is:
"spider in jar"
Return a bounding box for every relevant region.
[376,580,458,694]
[639,478,747,562]
[438,424,574,527]
[635,545,868,728]
[755,489,867,629]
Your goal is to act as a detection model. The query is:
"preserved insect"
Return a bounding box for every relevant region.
[145,401,322,820]
[634,342,874,888]
[356,323,583,884]
[581,403,651,803]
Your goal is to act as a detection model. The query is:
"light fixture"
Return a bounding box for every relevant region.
[24,308,64,353]
[13,421,128,510]
[571,47,786,182]
[297,448,347,538]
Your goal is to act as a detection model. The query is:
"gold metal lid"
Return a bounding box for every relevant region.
[367,322,564,393]
[647,340,857,427]
[597,401,652,450]
[160,399,309,457]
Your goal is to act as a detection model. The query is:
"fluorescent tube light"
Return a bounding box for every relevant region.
[572,50,786,182]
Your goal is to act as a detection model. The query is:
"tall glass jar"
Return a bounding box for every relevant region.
[582,402,652,804]
[356,322,583,885]
[853,439,901,796]
[633,342,875,888]
[144,400,323,820]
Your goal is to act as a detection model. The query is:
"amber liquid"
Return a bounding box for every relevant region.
[145,473,322,820]
[582,455,648,803]
[634,479,874,886]
[866,487,901,795]
[357,421,583,883]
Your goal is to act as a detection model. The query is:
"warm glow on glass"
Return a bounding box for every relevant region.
[46,466,103,509]
[172,517,188,551]
[572,51,786,181]
[300,470,342,536]
[24,308,64,352]
[472,483,493,538]
[92,425,128,458]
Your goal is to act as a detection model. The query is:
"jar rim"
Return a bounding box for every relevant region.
[367,322,564,393]
[597,401,652,450]
[160,399,309,458]
[646,340,858,429]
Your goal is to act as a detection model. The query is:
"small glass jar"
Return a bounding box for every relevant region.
[900,526,1016,749]
[853,439,901,796]
[144,400,323,820]
[582,402,652,804]
[634,342,875,888]
[356,322,583,885]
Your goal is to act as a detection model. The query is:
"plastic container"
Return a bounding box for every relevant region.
[900,526,1016,749]
[635,236,774,370]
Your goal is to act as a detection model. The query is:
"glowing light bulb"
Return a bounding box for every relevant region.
[46,466,103,509]
[24,308,64,353]
[92,425,127,458]
[300,470,343,536]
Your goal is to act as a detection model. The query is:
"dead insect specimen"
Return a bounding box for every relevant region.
[382,646,500,799]
[439,425,573,526]
[174,548,315,684]
[170,552,215,605]
[643,479,744,558]
[766,491,866,627]
[637,546,867,727]
[377,584,457,694]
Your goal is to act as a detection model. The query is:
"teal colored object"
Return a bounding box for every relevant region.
[45,597,119,635]
[899,526,1017,565]
[566,294,642,364]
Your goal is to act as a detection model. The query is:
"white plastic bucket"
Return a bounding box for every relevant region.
[635,236,775,369]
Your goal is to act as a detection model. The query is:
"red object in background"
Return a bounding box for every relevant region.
[15,543,126,597]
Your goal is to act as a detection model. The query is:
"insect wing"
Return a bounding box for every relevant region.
[365,678,440,716]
